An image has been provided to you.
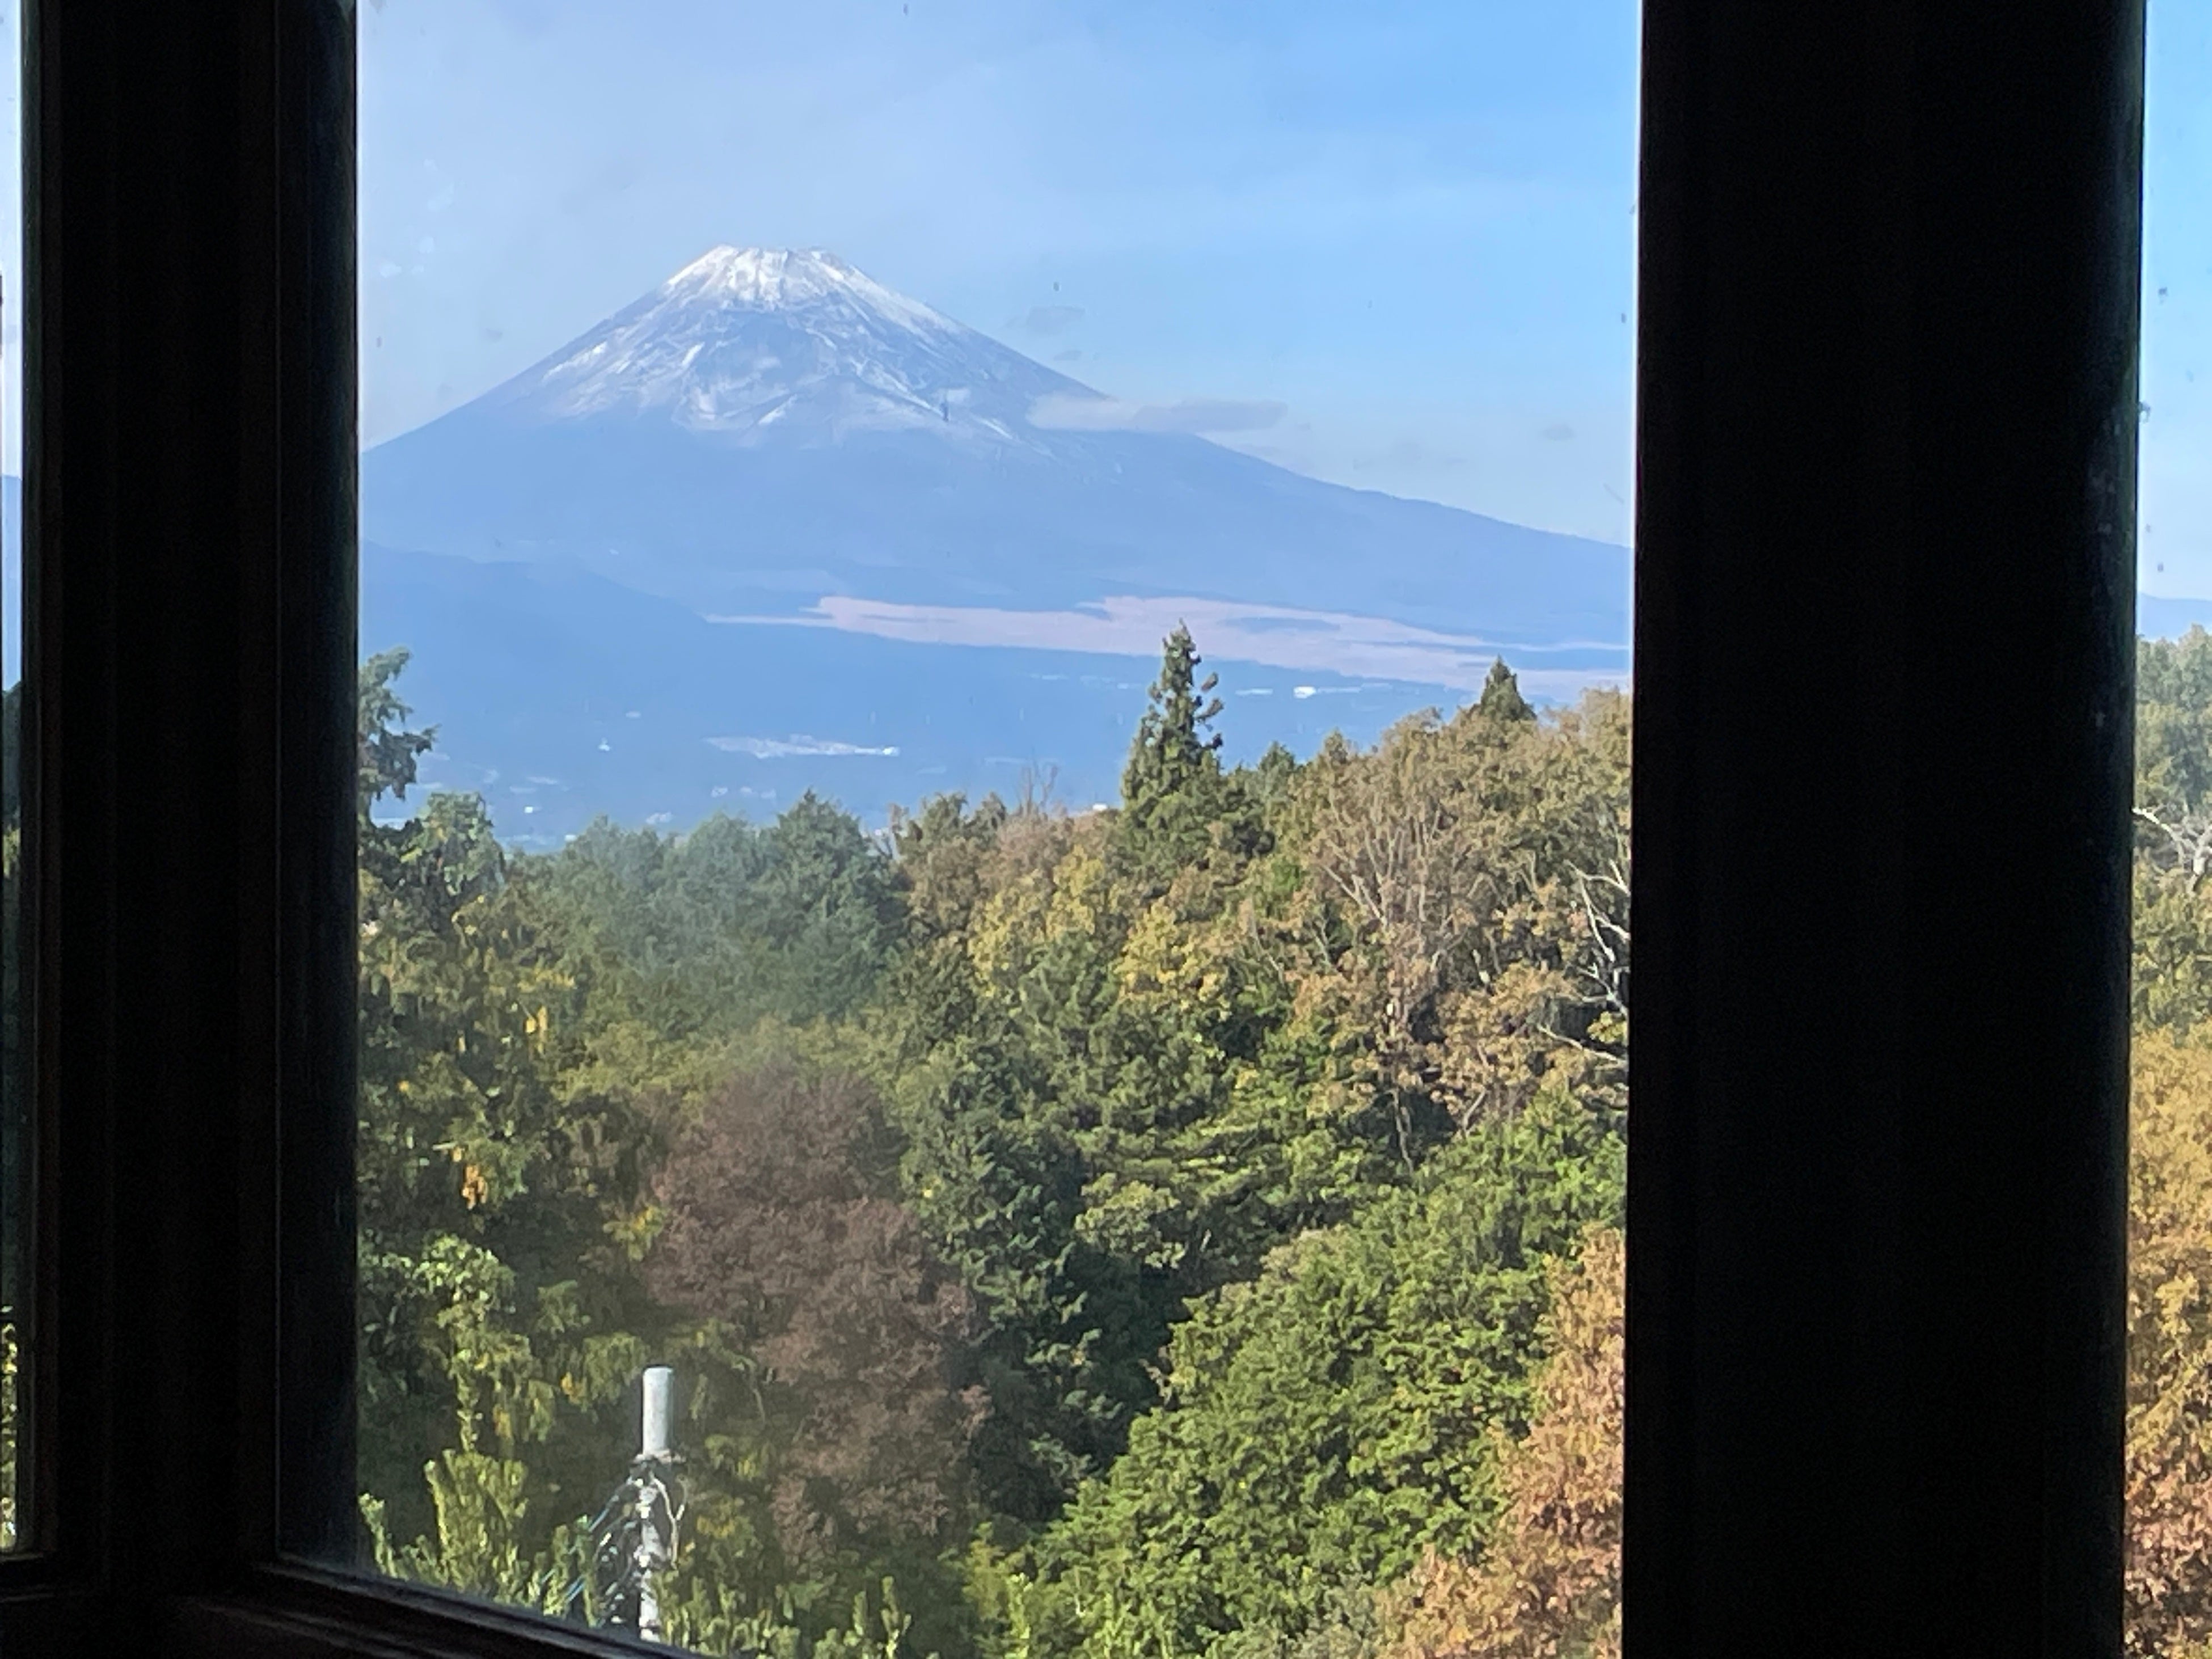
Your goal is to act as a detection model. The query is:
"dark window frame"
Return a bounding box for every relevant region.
[1626,0,2142,1649]
[0,0,2148,1653]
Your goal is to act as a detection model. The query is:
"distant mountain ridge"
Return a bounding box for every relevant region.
[358,248,1633,842]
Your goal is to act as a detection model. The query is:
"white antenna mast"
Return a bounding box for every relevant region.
[634,1364,676,1641]
[641,1363,673,1460]
[565,1363,683,1640]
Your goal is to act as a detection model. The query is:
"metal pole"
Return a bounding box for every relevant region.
[635,1364,674,1642]
[641,1363,672,1459]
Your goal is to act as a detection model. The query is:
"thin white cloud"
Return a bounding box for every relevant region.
[706,734,902,758]
[1028,392,1287,434]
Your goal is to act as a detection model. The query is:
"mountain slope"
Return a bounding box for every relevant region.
[364,247,1630,642]
[358,248,1632,839]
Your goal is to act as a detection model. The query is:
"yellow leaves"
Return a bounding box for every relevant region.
[436,1141,497,1211]
[966,840,1120,999]
[602,1201,664,1263]
[1046,843,1115,938]
[1074,1172,1190,1272]
[1113,894,1239,1015]
[2124,1031,2212,1654]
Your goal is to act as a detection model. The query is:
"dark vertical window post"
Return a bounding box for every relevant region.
[25,0,357,1627]
[1628,0,2142,1653]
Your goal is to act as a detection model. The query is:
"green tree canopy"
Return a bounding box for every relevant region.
[1120,627,1234,888]
[1476,658,1536,724]
[1021,1082,1623,1659]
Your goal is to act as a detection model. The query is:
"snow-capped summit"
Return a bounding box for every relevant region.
[486,244,1086,449]
[659,246,952,328]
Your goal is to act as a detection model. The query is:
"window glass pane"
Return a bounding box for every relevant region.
[2131,2,2212,1651]
[351,3,1634,1649]
[1,0,23,1558]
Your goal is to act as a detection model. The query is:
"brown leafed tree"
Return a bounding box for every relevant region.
[1385,1225,1623,1659]
[1294,689,1630,1163]
[1297,716,1506,1169]
[645,1063,983,1559]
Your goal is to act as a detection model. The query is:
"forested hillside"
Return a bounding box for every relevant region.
[10,630,2211,1636]
[350,629,1627,1658]
[81,622,2212,1656]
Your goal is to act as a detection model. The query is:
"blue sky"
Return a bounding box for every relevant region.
[2142,0,2212,598]
[0,0,2206,603]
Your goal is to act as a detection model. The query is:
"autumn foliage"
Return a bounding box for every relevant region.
[1372,630,2212,1659]
[2130,1033,2212,1656]
[645,1065,984,1558]
[1367,1024,2212,1659]
[1387,1226,1622,1659]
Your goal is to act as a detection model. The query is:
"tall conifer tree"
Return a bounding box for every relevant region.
[1477,657,1536,724]
[1118,626,1226,885]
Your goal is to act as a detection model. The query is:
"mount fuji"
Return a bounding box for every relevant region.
[361,247,1630,843]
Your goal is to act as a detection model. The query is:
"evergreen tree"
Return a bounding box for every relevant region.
[1020,1085,1625,1659]
[359,646,436,813]
[1119,627,1227,887]
[334,622,2212,1659]
[1477,657,1536,724]
[354,651,660,1563]
[1384,1226,1624,1659]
